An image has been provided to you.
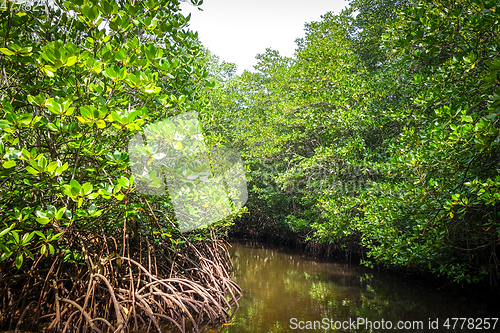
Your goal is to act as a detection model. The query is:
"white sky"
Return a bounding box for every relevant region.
[180,0,349,75]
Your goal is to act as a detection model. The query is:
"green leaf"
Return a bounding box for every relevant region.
[66,56,77,67]
[96,119,106,128]
[0,251,12,262]
[2,160,16,169]
[105,66,117,79]
[117,176,129,187]
[81,182,93,195]
[55,207,66,220]
[70,179,81,190]
[15,252,23,269]
[33,230,45,239]
[42,65,56,77]
[0,223,15,238]
[35,209,47,218]
[102,0,112,14]
[36,217,51,225]
[109,21,119,31]
[0,48,15,56]
[82,4,98,21]
[48,244,55,255]
[21,232,34,245]
[120,14,130,29]
[80,106,92,119]
[47,161,58,173]
[24,249,34,260]
[25,166,40,175]
[11,231,19,244]
[38,156,48,169]
[45,99,62,115]
[461,115,473,123]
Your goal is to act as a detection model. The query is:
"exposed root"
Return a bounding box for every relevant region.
[0,233,241,332]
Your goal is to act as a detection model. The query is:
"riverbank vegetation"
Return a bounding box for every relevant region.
[205,0,500,289]
[0,0,240,331]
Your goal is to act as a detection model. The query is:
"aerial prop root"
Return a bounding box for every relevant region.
[0,237,241,332]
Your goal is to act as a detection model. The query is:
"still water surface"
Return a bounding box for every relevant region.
[221,242,499,333]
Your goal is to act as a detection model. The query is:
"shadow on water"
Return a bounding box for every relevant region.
[214,241,500,333]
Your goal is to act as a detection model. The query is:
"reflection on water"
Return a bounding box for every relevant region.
[220,242,499,333]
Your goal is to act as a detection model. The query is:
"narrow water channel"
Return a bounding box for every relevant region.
[221,242,499,333]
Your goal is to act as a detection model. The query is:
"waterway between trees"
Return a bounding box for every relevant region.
[217,241,500,333]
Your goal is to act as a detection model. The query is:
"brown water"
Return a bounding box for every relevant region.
[220,242,500,333]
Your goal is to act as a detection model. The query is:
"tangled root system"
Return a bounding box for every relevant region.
[0,230,241,333]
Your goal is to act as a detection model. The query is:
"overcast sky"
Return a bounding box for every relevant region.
[180,0,349,75]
